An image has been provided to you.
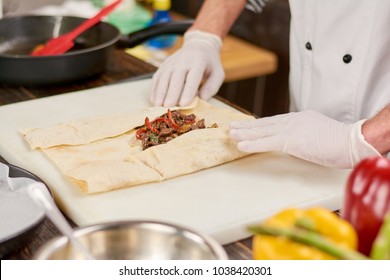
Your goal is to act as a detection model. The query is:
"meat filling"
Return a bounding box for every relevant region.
[135,109,218,150]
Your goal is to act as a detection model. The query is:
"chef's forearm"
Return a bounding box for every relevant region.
[362,103,390,155]
[188,0,247,38]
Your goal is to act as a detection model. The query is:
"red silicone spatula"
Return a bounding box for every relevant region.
[31,0,123,56]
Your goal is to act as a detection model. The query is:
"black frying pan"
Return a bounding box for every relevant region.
[0,16,193,85]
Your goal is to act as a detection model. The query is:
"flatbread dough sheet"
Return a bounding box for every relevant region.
[21,99,254,193]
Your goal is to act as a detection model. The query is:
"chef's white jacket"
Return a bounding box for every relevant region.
[288,0,390,123]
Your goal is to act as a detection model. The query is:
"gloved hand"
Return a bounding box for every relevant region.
[229,110,381,168]
[151,30,225,107]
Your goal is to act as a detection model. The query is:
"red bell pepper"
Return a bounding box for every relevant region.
[341,156,390,256]
[167,109,180,129]
[145,117,158,133]
[152,117,170,126]
[135,128,146,140]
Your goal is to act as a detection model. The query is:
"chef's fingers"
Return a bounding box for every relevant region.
[179,68,204,106]
[151,69,162,104]
[152,70,173,106]
[230,125,280,141]
[230,113,294,129]
[163,70,188,107]
[236,136,283,153]
[198,67,225,100]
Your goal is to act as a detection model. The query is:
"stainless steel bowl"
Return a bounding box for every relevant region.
[33,220,228,260]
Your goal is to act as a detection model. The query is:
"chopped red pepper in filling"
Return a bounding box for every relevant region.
[167,109,180,129]
[145,117,158,133]
[135,109,217,150]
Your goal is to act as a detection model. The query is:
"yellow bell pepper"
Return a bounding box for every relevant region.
[248,207,366,260]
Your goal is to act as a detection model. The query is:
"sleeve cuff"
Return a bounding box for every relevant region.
[351,119,382,167]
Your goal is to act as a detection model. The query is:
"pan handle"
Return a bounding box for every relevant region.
[116,20,194,49]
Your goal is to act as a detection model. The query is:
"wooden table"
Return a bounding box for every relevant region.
[126,10,277,83]
[0,50,253,260]
[167,12,278,82]
[162,35,278,83]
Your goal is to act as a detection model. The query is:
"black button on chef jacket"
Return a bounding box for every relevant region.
[343,54,353,63]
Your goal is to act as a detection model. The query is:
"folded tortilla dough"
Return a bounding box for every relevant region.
[21,99,254,193]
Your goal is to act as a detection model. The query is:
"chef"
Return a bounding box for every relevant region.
[151,0,390,169]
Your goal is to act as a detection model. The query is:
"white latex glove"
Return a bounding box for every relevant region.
[151,30,225,107]
[229,110,381,168]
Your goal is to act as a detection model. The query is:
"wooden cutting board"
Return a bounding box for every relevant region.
[0,79,350,245]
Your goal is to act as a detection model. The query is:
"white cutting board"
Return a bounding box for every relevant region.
[0,79,350,245]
